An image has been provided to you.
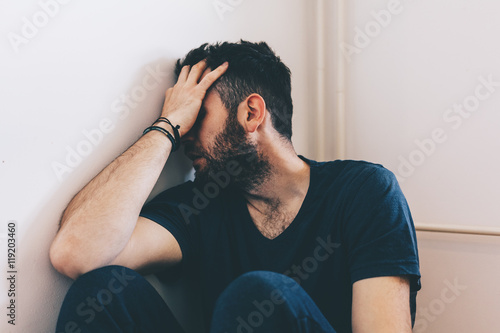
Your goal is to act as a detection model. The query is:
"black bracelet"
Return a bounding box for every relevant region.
[142,126,178,151]
[154,117,180,147]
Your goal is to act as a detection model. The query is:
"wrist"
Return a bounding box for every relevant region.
[141,128,174,152]
[157,116,184,138]
[144,116,181,151]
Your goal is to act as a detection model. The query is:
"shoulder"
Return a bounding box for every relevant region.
[304,156,397,191]
[338,160,398,191]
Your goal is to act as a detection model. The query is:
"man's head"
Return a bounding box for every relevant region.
[174,39,293,141]
[176,40,293,190]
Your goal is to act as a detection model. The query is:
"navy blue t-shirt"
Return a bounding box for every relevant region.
[139,157,421,332]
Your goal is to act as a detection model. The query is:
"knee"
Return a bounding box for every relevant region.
[235,271,299,291]
[217,271,298,304]
[57,266,169,332]
[212,271,302,329]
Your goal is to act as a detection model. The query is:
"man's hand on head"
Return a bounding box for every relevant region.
[161,60,228,138]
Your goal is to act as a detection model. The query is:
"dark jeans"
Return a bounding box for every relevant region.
[55,265,337,333]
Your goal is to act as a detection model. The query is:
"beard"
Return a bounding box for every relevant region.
[185,114,271,192]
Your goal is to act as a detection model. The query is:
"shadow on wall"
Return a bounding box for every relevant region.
[13,59,200,333]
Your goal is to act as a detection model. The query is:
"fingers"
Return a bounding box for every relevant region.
[186,59,209,85]
[200,67,212,82]
[177,64,190,83]
[198,62,229,92]
[174,60,228,93]
[160,60,229,134]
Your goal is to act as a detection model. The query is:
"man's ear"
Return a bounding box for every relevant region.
[238,94,266,133]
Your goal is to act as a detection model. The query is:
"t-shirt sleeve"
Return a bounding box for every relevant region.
[139,182,200,268]
[343,164,421,293]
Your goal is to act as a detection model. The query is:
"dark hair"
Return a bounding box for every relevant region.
[174,40,293,141]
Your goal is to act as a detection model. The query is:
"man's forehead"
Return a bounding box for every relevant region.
[202,86,223,109]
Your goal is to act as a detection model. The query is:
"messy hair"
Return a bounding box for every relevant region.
[175,40,293,141]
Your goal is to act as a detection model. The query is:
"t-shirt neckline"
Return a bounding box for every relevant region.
[238,155,318,242]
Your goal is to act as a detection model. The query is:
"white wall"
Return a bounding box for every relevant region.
[332,0,500,332]
[0,1,314,332]
[2,0,498,332]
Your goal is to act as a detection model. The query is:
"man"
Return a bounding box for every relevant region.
[50,40,421,333]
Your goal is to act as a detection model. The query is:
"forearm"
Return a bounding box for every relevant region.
[50,128,172,275]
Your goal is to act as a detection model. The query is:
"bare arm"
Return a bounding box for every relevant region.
[351,276,412,333]
[50,60,229,279]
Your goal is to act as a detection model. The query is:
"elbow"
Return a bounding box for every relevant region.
[49,238,86,280]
